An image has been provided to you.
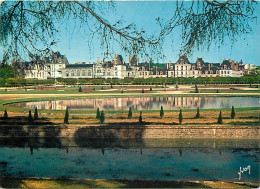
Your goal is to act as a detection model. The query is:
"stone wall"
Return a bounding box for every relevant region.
[0,125,259,139]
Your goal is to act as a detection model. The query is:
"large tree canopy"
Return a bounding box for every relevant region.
[0,0,257,63]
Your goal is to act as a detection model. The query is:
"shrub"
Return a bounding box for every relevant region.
[160,106,164,118]
[3,109,8,119]
[217,111,223,124]
[78,86,82,92]
[111,84,113,88]
[128,107,132,119]
[64,107,69,124]
[139,111,143,123]
[231,106,236,119]
[96,108,100,119]
[216,89,219,93]
[34,107,38,120]
[150,87,152,91]
[100,110,105,124]
[121,90,124,93]
[194,84,199,93]
[28,110,33,124]
[195,107,200,118]
[179,109,183,124]
[142,89,144,93]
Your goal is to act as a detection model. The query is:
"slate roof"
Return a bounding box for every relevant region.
[66,64,93,69]
[176,55,190,64]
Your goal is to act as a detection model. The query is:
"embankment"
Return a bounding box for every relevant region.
[0,125,259,139]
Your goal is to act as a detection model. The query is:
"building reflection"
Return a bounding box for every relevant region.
[18,96,219,110]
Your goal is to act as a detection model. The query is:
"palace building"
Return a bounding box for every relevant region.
[22,51,246,79]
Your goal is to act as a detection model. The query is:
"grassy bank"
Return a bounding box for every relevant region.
[0,178,259,188]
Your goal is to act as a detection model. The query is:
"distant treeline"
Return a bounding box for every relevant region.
[0,75,259,87]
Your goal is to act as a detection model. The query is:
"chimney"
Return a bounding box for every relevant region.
[220,59,222,66]
[97,57,101,64]
[231,60,234,69]
[208,64,210,71]
[129,55,132,63]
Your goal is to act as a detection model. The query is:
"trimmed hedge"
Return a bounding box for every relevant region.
[0,75,259,87]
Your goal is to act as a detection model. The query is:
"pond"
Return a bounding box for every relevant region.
[14,96,259,110]
[0,138,259,182]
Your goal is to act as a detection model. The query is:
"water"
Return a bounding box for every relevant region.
[14,96,259,110]
[0,138,259,182]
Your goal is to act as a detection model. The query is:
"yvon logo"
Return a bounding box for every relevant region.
[238,165,251,180]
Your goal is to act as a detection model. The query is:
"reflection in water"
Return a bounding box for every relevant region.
[0,138,259,182]
[15,96,259,110]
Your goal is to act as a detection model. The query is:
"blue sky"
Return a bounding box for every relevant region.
[1,1,260,65]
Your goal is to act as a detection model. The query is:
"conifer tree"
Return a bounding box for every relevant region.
[34,107,38,120]
[179,109,183,125]
[28,110,33,124]
[96,108,100,119]
[142,89,144,93]
[111,84,113,88]
[78,86,82,92]
[128,107,132,119]
[194,84,199,93]
[121,90,124,93]
[160,106,164,118]
[100,110,105,124]
[216,89,219,93]
[139,111,143,123]
[195,107,200,118]
[217,111,223,124]
[64,107,69,124]
[231,106,236,119]
[4,109,8,119]
[150,87,152,91]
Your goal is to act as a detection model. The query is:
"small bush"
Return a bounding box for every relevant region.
[195,107,200,118]
[139,111,143,123]
[28,110,33,124]
[150,87,152,91]
[64,107,69,124]
[34,107,38,120]
[3,109,8,119]
[96,108,100,119]
[231,106,236,119]
[100,110,105,124]
[142,89,144,93]
[128,107,132,119]
[160,106,164,118]
[217,111,223,124]
[78,86,82,92]
[179,109,183,125]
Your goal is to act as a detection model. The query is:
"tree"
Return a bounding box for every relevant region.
[28,110,33,124]
[142,89,144,93]
[100,110,105,124]
[150,87,152,91]
[3,109,8,119]
[194,84,199,93]
[195,107,200,119]
[0,1,256,63]
[217,111,223,124]
[96,107,100,119]
[34,107,38,120]
[179,109,183,125]
[128,107,132,119]
[64,107,69,124]
[139,111,143,123]
[160,106,164,118]
[78,86,82,92]
[231,106,235,119]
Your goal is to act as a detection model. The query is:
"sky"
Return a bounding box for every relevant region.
[1,1,260,65]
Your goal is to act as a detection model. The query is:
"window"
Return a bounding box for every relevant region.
[82,71,86,76]
[88,70,91,76]
[181,66,183,70]
[160,71,163,75]
[77,72,80,76]
[71,72,74,76]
